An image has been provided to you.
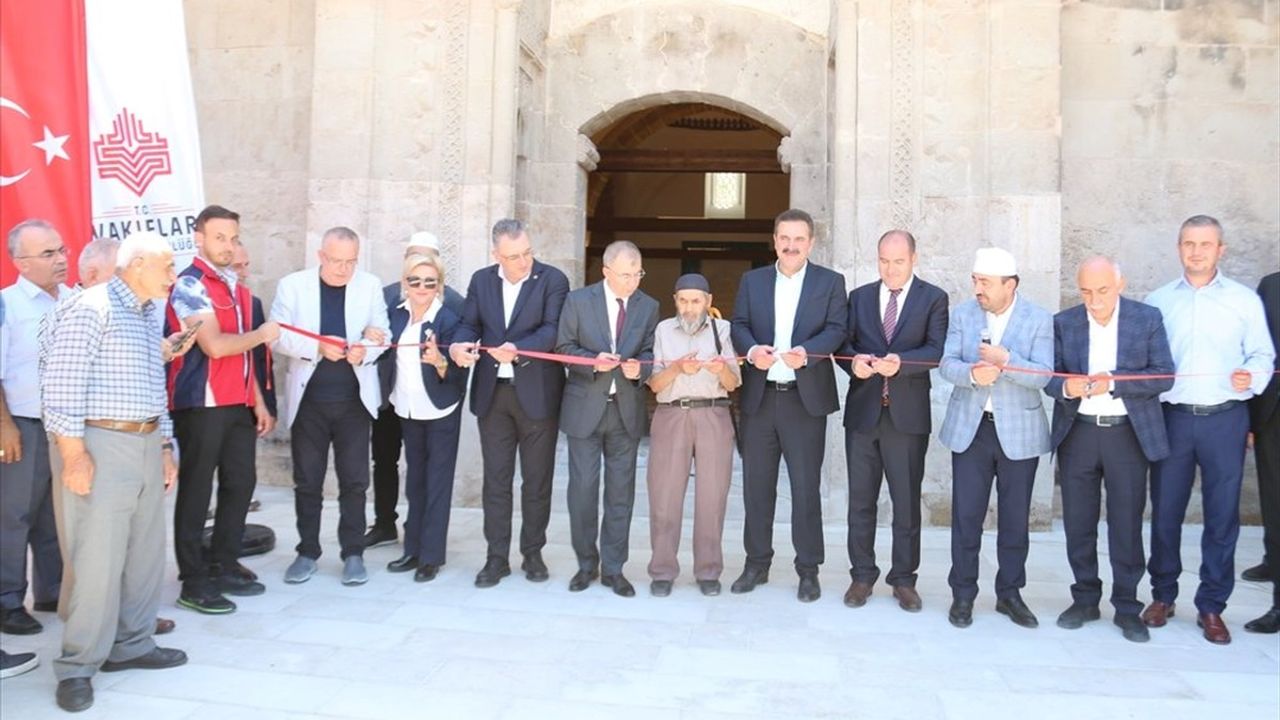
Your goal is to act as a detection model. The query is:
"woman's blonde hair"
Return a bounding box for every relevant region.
[402,253,445,287]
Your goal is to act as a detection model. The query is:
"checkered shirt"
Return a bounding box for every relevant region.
[42,276,173,438]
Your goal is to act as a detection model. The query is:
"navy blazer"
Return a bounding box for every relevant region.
[454,260,569,420]
[250,295,277,418]
[730,262,848,417]
[378,301,469,412]
[1249,271,1280,431]
[1045,297,1175,462]
[839,278,949,435]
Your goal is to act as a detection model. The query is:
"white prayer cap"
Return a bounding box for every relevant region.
[972,247,1018,277]
[406,231,441,253]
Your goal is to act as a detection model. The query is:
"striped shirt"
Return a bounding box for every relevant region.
[42,276,173,438]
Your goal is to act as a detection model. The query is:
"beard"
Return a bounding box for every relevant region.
[678,310,708,335]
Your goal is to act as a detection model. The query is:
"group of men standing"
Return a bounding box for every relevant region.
[0,206,1277,714]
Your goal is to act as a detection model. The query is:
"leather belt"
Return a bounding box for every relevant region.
[85,418,159,435]
[765,381,797,391]
[1076,413,1130,427]
[982,411,996,422]
[494,378,514,385]
[1167,400,1240,416]
[660,398,732,409]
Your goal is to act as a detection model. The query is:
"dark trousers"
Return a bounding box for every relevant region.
[1150,402,1249,615]
[566,401,639,576]
[1256,406,1280,605]
[172,406,258,592]
[400,409,462,566]
[1058,420,1148,616]
[477,384,558,562]
[948,418,1039,602]
[291,396,371,560]
[845,407,927,587]
[740,386,827,572]
[0,416,60,609]
[371,406,403,530]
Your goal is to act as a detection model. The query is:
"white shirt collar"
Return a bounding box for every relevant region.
[987,293,1018,320]
[881,274,914,298]
[496,264,530,287]
[775,261,808,283]
[398,296,443,323]
[16,274,66,301]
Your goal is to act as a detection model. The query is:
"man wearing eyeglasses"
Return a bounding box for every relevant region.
[0,219,69,636]
[270,227,389,586]
[451,218,569,588]
[554,241,658,597]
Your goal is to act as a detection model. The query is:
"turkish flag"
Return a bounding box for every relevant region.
[0,0,91,286]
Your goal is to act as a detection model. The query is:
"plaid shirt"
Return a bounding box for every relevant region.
[42,276,173,438]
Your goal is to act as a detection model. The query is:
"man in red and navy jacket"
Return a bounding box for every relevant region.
[165,205,279,615]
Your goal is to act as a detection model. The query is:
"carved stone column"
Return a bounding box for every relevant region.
[489,0,523,220]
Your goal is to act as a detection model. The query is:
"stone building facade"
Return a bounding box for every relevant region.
[184,0,1279,527]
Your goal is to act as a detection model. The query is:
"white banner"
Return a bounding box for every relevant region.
[86,0,203,270]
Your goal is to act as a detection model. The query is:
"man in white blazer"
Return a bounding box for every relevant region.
[270,227,389,586]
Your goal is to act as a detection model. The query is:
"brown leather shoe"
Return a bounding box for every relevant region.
[892,585,922,613]
[155,617,176,635]
[1197,613,1232,645]
[843,581,873,608]
[1142,601,1175,628]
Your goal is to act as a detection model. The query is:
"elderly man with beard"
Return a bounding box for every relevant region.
[645,274,741,597]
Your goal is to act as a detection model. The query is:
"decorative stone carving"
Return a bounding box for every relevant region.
[776,135,794,175]
[440,0,469,281]
[890,0,915,229]
[576,133,599,172]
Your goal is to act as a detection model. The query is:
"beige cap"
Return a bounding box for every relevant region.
[972,247,1018,277]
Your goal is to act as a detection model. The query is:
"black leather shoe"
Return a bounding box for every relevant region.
[1245,606,1280,634]
[1114,614,1150,643]
[1241,563,1274,582]
[474,559,511,588]
[1055,602,1101,629]
[730,566,769,594]
[949,599,974,628]
[0,607,42,635]
[521,552,549,582]
[32,600,58,613]
[363,525,398,549]
[100,647,188,672]
[414,564,439,583]
[698,580,721,596]
[650,580,673,597]
[569,569,599,592]
[214,572,265,597]
[797,573,821,603]
[56,678,94,712]
[601,574,635,597]
[996,595,1039,628]
[387,555,419,573]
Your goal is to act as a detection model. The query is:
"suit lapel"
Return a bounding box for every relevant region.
[344,274,365,341]
[1070,305,1090,373]
[889,280,925,349]
[792,265,819,346]
[590,283,612,351]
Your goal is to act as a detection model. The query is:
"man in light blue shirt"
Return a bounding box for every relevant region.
[1143,214,1276,645]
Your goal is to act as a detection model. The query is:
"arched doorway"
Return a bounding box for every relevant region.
[582,103,789,318]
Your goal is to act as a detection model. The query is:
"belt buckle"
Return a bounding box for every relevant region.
[678,398,693,410]
[1096,416,1115,427]
[1191,405,1209,416]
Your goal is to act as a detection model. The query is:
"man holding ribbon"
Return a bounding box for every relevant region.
[1144,215,1275,645]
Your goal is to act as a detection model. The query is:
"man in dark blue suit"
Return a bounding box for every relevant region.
[1045,257,1174,643]
[1245,270,1280,633]
[729,208,847,602]
[450,219,569,588]
[839,230,948,612]
[365,232,466,550]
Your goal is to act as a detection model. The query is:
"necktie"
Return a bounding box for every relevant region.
[882,288,901,403]
[615,297,626,352]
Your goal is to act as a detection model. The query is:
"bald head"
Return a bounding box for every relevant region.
[1076,255,1126,324]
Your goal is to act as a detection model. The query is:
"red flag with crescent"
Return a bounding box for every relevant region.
[0,0,92,286]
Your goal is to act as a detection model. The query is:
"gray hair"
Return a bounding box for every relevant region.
[6,218,56,258]
[1178,215,1223,243]
[78,238,120,275]
[116,231,172,269]
[322,226,360,244]
[1079,255,1124,283]
[602,240,641,266]
[491,218,526,247]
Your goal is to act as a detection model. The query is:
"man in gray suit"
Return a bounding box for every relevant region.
[555,241,659,597]
[939,247,1053,630]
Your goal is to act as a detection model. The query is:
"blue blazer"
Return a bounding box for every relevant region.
[454,261,569,420]
[938,295,1054,460]
[378,301,469,412]
[555,282,659,440]
[730,262,848,417]
[1044,297,1175,462]
[839,278,949,435]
